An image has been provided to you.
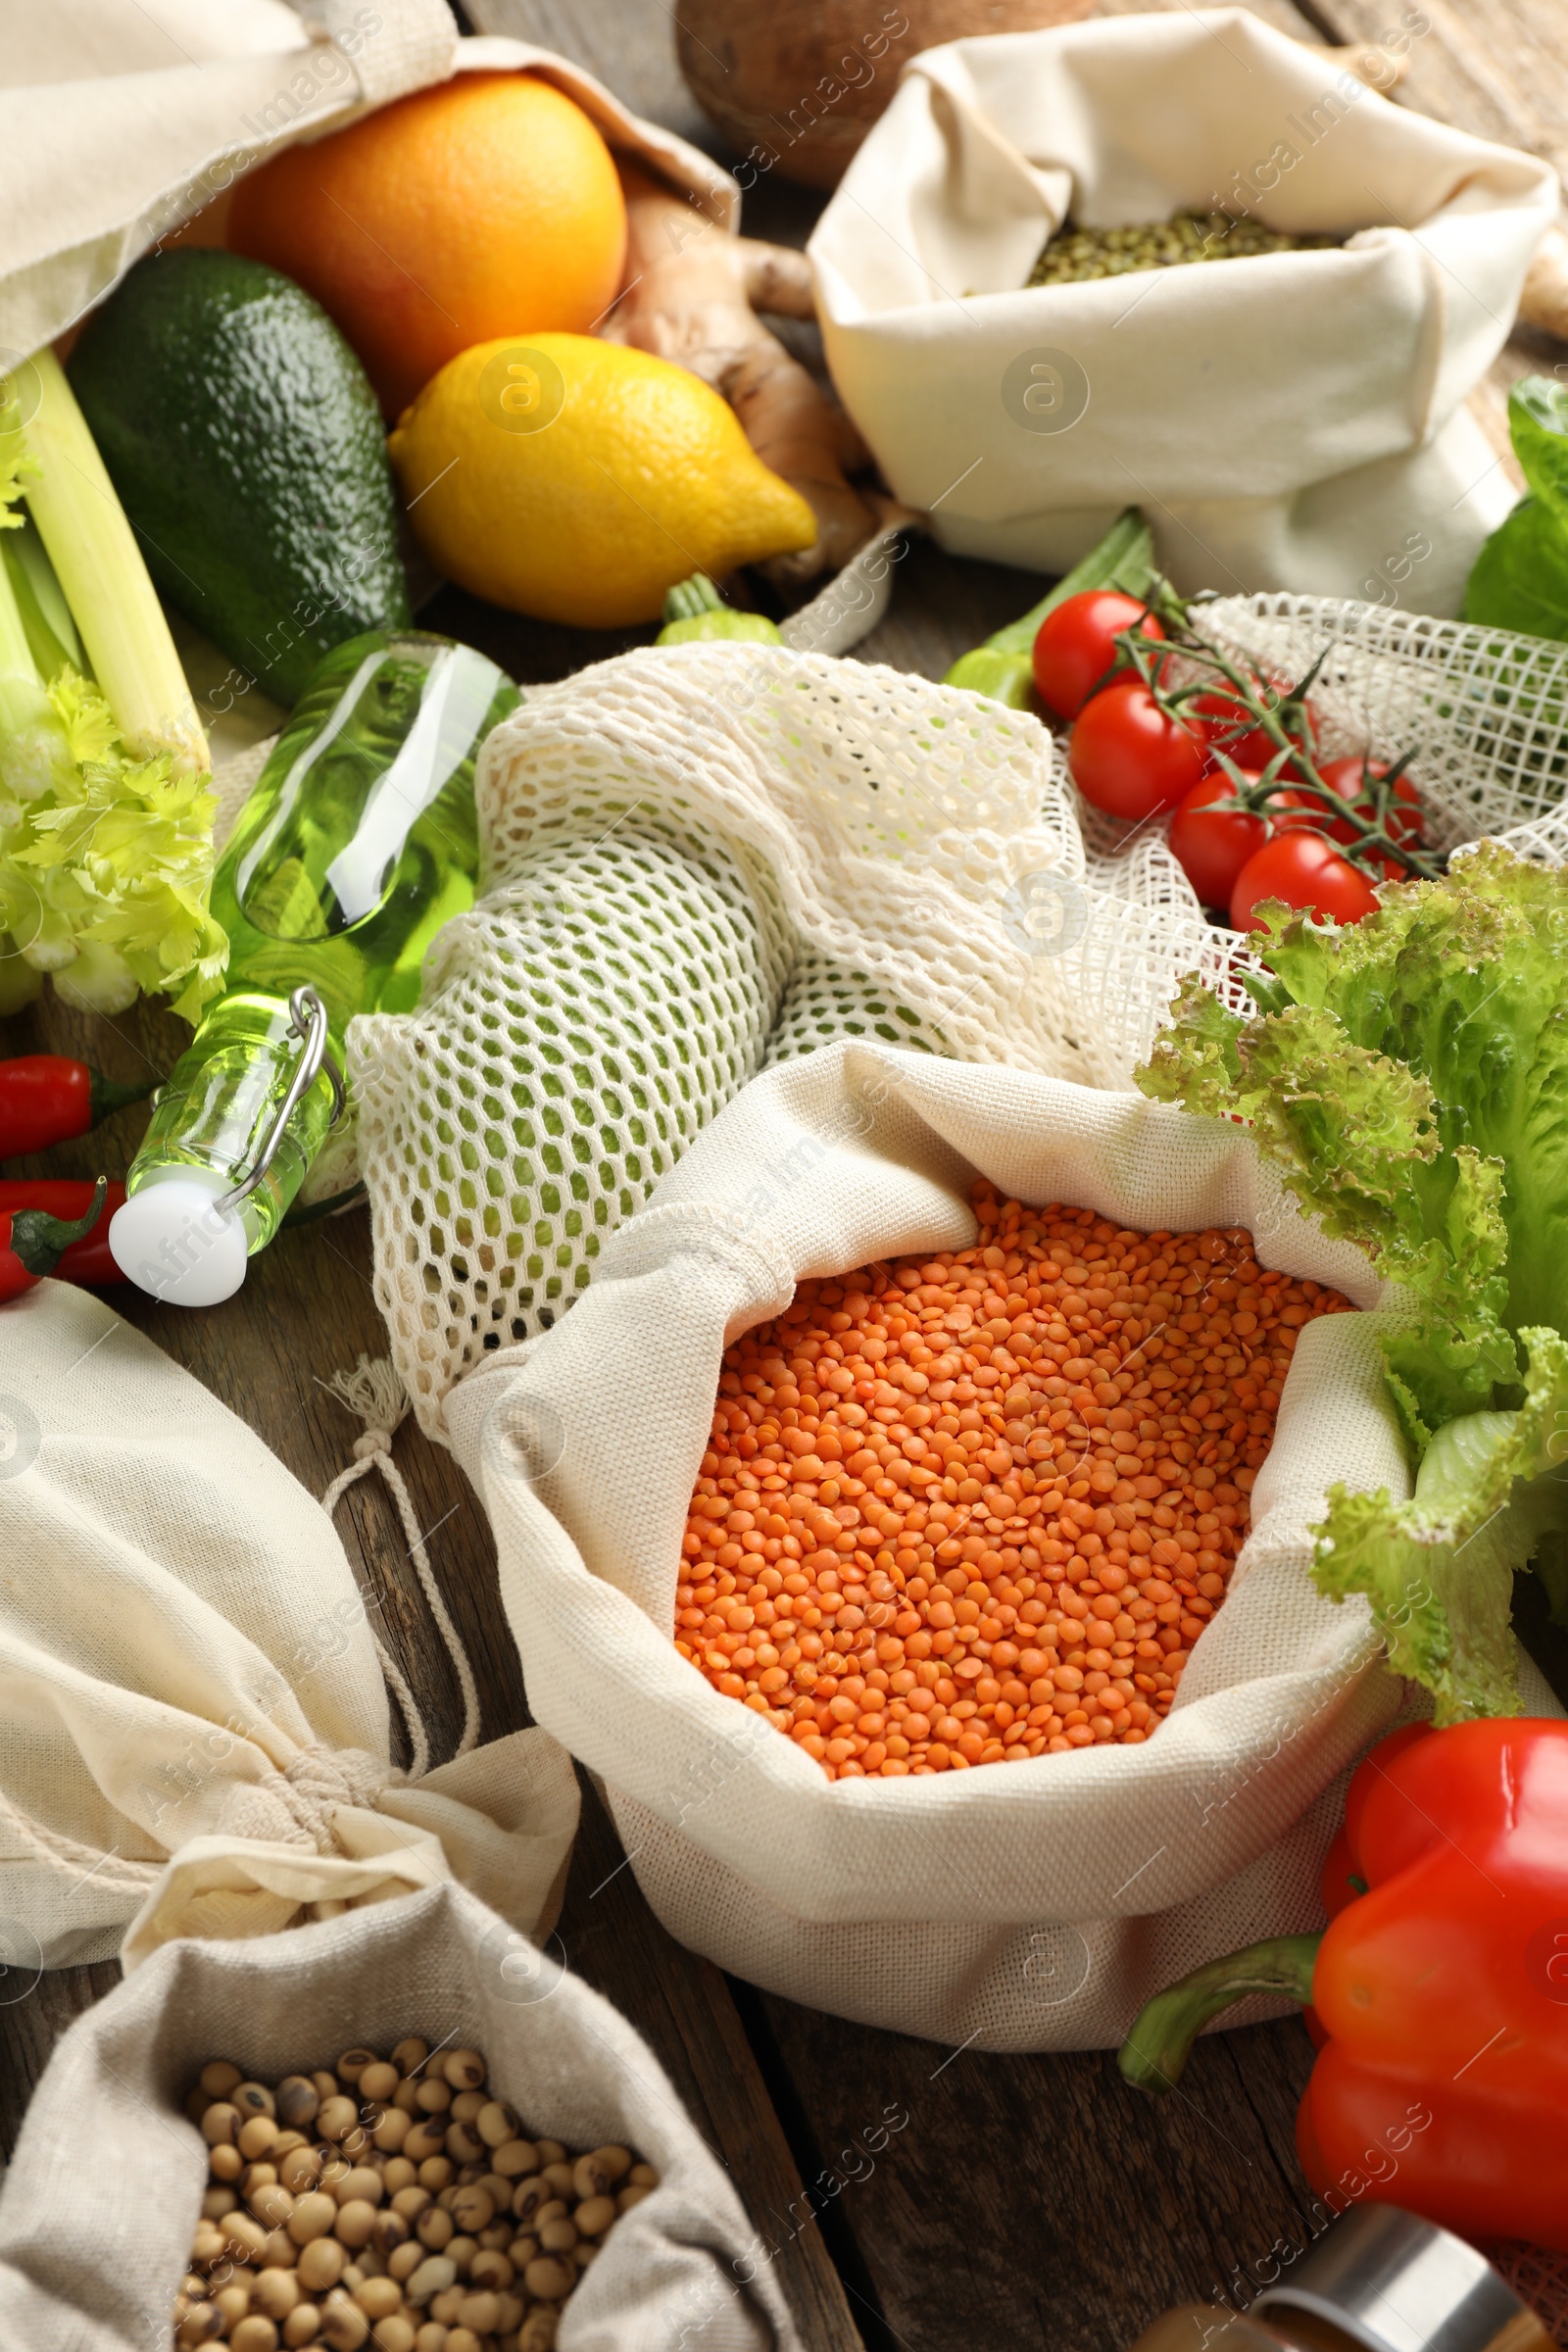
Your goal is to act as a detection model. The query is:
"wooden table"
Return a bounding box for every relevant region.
[3,4,1563,2347]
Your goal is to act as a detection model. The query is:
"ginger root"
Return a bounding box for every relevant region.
[601,170,880,587]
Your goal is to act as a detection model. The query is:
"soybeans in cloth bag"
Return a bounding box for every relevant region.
[442,1043,1460,2052]
[808,10,1557,612]
[0,1880,795,2352]
[0,1281,578,1972]
[0,0,736,359]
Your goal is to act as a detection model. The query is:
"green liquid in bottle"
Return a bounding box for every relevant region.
[130,629,519,1251]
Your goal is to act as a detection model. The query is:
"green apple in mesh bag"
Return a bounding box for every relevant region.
[113,630,518,1304]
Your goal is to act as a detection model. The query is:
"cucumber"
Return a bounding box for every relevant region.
[68,249,410,705]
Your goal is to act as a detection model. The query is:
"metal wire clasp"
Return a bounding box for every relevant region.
[215,985,347,1217]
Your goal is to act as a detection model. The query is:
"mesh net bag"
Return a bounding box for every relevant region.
[352,615,1568,1434]
[1487,2243,1568,2348]
[353,806,792,1413]
[763,945,950,1064]
[1194,595,1568,861]
[353,644,1237,1430]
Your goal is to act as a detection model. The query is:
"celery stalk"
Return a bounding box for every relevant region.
[20,349,208,775]
[6,517,85,676]
[0,521,54,750]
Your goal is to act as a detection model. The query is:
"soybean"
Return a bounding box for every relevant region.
[178,2046,654,2352]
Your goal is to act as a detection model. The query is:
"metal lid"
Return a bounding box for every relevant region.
[1255,2208,1540,2352]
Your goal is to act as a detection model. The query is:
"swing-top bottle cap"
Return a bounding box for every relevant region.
[1255,2207,1548,2352]
[110,1169,250,1308]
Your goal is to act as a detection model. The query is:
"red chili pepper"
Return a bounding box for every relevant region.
[0,1180,127,1285]
[0,1175,109,1302]
[1119,1720,1568,2249]
[0,1054,153,1157]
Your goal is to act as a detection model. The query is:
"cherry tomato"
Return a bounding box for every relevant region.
[1188,686,1259,747]
[1032,591,1165,720]
[1229,830,1380,932]
[1189,687,1316,778]
[1311,758,1425,849]
[1167,774,1315,910]
[1067,681,1206,822]
[1231,727,1307,775]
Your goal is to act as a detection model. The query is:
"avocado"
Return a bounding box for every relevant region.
[69,249,410,705]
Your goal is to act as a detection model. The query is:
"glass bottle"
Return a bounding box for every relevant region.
[113,628,518,1304]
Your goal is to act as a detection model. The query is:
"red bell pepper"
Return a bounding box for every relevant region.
[0,1176,108,1302]
[0,1180,127,1285]
[0,1054,152,1156]
[1120,1719,1568,2251]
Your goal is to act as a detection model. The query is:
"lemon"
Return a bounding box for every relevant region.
[389,333,817,628]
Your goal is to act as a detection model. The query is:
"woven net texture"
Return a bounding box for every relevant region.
[352,644,1222,1427]
[1195,593,1568,862]
[351,614,1568,1431]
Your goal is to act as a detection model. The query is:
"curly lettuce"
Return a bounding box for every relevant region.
[1139,843,1568,1720]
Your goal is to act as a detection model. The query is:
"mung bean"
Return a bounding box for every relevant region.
[1027,210,1342,286]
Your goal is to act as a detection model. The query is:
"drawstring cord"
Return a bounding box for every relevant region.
[319,1353,481,1770]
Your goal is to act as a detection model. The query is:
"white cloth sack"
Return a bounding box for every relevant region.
[443,1043,1419,2050]
[0,1878,795,2352]
[0,0,735,360]
[0,1282,578,1972]
[808,11,1557,612]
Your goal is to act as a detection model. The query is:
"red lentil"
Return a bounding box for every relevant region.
[676,1182,1352,1778]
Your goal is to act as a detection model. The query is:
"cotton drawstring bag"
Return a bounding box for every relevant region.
[806,11,1557,612]
[435,1042,1565,2048]
[0,1878,796,2352]
[0,1281,578,1972]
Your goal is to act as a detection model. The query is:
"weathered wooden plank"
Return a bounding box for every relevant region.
[757,1992,1321,2352]
[559,1780,869,2351]
[0,1963,122,2166]
[1308,0,1568,179]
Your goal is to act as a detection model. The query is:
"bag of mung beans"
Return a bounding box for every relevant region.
[0,1879,794,2352]
[0,1283,578,1972]
[443,1041,1560,2050]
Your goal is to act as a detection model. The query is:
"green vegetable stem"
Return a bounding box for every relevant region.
[1138,844,1568,1723]
[1114,616,1438,885]
[943,506,1156,707]
[657,572,782,645]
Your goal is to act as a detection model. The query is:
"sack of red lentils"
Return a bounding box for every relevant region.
[0,1878,795,2352]
[437,1039,1568,2051]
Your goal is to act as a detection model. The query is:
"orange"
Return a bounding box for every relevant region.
[227,74,627,417]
